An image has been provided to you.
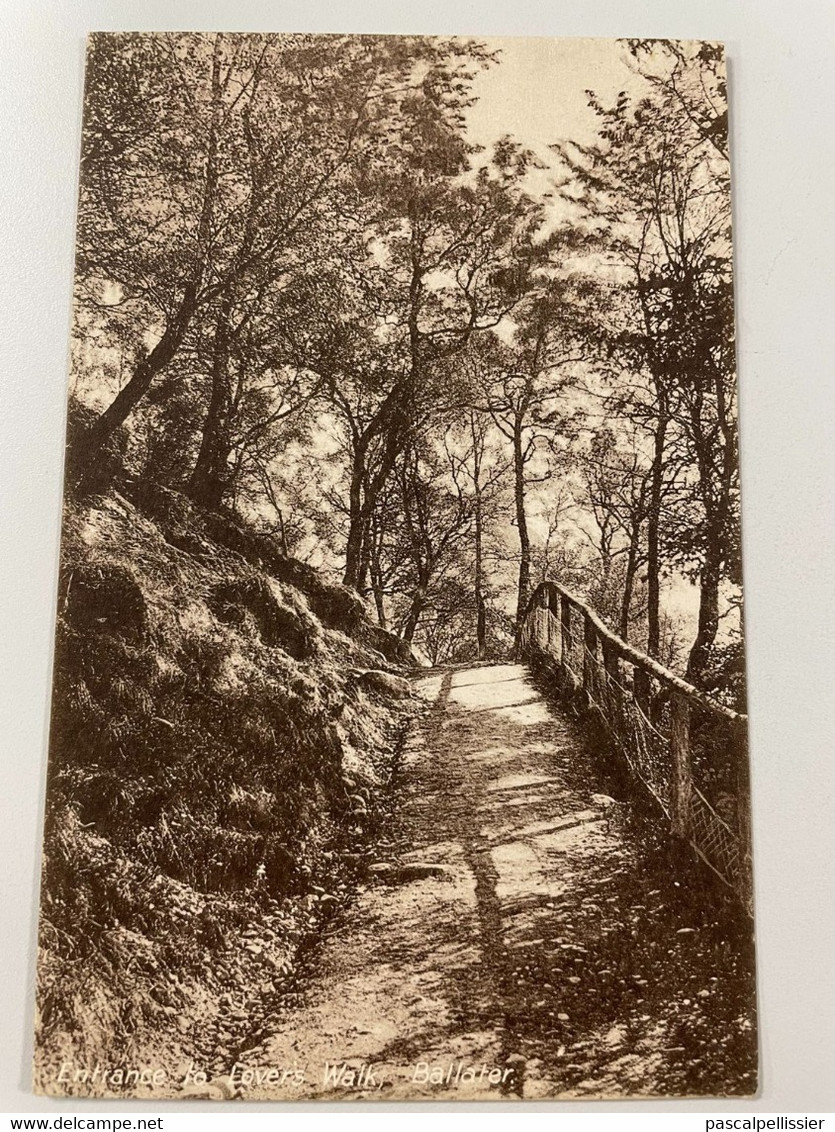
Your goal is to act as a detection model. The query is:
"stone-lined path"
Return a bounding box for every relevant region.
[239,663,756,1100]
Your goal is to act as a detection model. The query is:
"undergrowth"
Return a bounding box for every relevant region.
[35,488,414,1096]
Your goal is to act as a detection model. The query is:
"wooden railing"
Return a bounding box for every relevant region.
[519,580,753,915]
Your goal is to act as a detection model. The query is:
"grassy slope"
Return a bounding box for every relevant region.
[35,485,415,1096]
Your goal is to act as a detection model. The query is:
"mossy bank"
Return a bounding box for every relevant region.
[35,485,417,1097]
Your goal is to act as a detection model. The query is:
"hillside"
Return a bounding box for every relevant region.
[35,484,418,1096]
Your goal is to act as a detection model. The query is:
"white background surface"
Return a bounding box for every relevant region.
[1,0,833,1115]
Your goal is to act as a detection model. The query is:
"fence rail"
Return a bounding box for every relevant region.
[519,580,753,915]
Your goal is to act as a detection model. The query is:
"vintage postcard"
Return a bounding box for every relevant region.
[35,33,756,1100]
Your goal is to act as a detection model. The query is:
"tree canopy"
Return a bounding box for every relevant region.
[68,34,743,703]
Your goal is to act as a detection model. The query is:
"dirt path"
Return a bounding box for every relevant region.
[237,663,756,1101]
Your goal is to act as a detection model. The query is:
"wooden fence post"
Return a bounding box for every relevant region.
[601,637,620,725]
[583,612,597,704]
[560,596,572,680]
[670,692,692,837]
[538,587,549,649]
[548,589,560,661]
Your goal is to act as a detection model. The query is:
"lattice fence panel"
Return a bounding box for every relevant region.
[520,589,752,915]
[689,786,742,888]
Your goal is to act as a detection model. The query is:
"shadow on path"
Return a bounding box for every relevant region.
[240,663,756,1100]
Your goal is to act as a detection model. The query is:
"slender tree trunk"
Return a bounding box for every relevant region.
[344,498,377,592]
[343,449,368,590]
[370,573,387,628]
[685,371,736,684]
[646,396,668,657]
[619,527,641,642]
[402,580,429,644]
[357,514,373,595]
[686,533,722,683]
[470,417,487,660]
[474,493,487,660]
[188,306,232,509]
[343,408,408,590]
[513,419,531,646]
[367,512,388,627]
[276,508,288,556]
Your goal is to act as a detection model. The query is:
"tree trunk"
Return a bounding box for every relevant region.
[646,399,668,657]
[619,529,640,642]
[343,448,368,590]
[344,498,376,593]
[188,306,232,509]
[343,406,409,591]
[474,496,487,660]
[357,513,373,595]
[468,413,488,660]
[370,572,387,628]
[685,370,736,686]
[686,528,722,683]
[401,581,429,645]
[368,512,388,627]
[69,290,198,490]
[513,418,531,647]
[276,508,288,556]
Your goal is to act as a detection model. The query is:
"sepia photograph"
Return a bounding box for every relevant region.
[33,33,757,1102]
